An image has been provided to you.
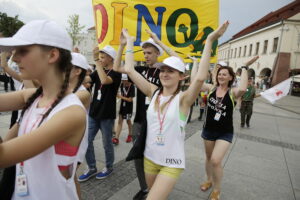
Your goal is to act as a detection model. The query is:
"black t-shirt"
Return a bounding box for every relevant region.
[89,69,121,120]
[119,83,135,115]
[134,66,161,123]
[203,89,234,133]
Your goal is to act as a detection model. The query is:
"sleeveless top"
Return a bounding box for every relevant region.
[203,88,234,133]
[12,93,87,200]
[144,91,187,169]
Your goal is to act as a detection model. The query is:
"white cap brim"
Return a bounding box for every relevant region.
[140,39,164,57]
[99,49,115,60]
[0,37,33,51]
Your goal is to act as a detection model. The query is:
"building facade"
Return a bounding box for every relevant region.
[218,1,300,87]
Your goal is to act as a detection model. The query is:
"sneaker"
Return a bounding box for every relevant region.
[96,167,113,179]
[133,190,148,200]
[112,138,119,145]
[126,135,132,143]
[241,124,244,128]
[78,168,97,182]
[246,124,250,128]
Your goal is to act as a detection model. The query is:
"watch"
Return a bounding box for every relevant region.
[241,66,249,70]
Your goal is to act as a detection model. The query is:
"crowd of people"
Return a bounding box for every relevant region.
[0,19,260,200]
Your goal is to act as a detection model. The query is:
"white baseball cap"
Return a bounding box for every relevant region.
[71,52,90,70]
[0,20,72,51]
[217,61,227,67]
[155,56,185,73]
[140,38,164,57]
[99,45,116,60]
[121,73,128,81]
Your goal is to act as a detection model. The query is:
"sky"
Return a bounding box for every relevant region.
[0,0,295,43]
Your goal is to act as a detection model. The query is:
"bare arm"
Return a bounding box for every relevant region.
[113,32,127,74]
[123,29,158,98]
[232,56,259,98]
[180,21,229,114]
[189,56,198,82]
[0,105,86,168]
[0,88,36,112]
[117,94,133,102]
[146,29,181,59]
[93,47,113,85]
[75,90,91,110]
[1,52,22,82]
[4,123,19,142]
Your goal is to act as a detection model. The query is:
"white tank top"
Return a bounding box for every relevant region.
[144,91,187,169]
[12,93,87,200]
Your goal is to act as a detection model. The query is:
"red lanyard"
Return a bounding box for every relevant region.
[20,96,54,167]
[99,69,112,90]
[146,67,158,80]
[122,84,132,97]
[157,95,172,134]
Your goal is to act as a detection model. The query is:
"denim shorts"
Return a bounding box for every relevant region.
[201,128,233,143]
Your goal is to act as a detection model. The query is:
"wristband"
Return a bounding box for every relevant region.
[241,66,249,70]
[125,49,134,53]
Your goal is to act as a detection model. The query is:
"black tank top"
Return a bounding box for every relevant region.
[204,89,234,133]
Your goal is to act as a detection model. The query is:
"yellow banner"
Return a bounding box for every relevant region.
[92,0,219,62]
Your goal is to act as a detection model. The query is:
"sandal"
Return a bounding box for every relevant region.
[200,181,212,191]
[210,190,220,200]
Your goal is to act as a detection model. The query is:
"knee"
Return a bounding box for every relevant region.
[210,158,222,168]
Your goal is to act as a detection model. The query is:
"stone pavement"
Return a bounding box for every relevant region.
[0,85,299,199]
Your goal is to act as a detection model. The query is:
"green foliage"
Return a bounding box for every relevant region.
[0,12,24,37]
[66,14,85,46]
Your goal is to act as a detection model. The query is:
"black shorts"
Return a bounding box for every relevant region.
[120,113,132,120]
[201,128,233,143]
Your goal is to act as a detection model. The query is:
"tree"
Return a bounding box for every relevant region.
[66,14,85,46]
[0,12,24,37]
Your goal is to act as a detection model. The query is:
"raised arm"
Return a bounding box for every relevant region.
[1,52,22,82]
[113,32,127,74]
[123,29,157,98]
[232,56,259,98]
[188,55,198,82]
[180,21,229,112]
[146,29,181,60]
[93,47,113,85]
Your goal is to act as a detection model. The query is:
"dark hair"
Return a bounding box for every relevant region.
[72,66,87,93]
[216,66,236,87]
[19,46,72,126]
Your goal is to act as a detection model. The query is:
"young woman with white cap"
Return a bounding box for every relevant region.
[122,22,229,200]
[0,20,87,200]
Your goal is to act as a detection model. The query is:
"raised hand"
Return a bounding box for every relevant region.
[244,56,259,66]
[187,55,198,62]
[93,46,100,61]
[145,29,160,43]
[207,21,229,42]
[120,29,127,46]
[122,29,135,41]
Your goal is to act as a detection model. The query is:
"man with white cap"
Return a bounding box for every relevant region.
[78,45,121,181]
[113,29,181,200]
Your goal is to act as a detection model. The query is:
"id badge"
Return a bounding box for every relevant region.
[97,90,102,101]
[123,101,126,107]
[156,134,165,146]
[16,173,29,196]
[214,112,221,121]
[145,97,150,105]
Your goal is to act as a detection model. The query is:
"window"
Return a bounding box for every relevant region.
[273,37,279,53]
[234,48,237,58]
[238,47,241,57]
[243,45,247,57]
[231,49,233,58]
[249,44,253,56]
[255,42,260,55]
[263,40,268,54]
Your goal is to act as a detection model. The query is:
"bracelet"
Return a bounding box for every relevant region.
[94,58,99,61]
[125,49,134,53]
[241,66,249,70]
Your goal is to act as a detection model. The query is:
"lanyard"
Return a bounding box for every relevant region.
[157,94,172,134]
[122,84,132,97]
[215,88,228,112]
[20,96,54,169]
[99,69,112,90]
[146,67,158,80]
